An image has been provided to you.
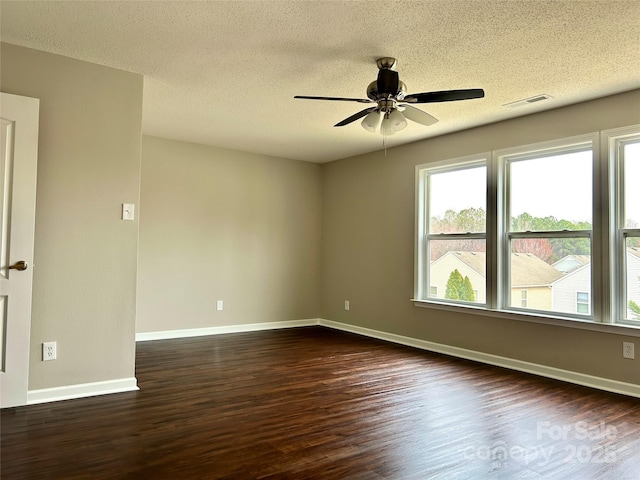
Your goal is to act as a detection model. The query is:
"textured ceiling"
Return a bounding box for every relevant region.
[2,1,639,163]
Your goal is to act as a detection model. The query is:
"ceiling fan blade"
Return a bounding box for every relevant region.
[334,107,378,127]
[404,89,485,103]
[294,95,373,104]
[398,105,438,126]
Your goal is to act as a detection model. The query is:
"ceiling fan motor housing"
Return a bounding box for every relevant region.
[368,58,406,102]
[366,79,407,102]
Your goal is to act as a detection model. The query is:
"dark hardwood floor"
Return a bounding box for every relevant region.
[2,326,639,479]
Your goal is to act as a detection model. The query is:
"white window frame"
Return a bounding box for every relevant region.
[495,135,597,320]
[415,154,489,306]
[413,131,640,337]
[416,129,640,334]
[605,125,640,326]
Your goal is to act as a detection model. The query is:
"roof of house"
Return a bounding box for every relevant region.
[553,254,591,272]
[511,253,564,286]
[434,251,564,287]
[551,262,590,286]
[439,251,486,276]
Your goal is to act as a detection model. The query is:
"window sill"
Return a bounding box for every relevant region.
[412,299,640,337]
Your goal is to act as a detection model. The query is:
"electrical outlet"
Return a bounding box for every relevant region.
[43,342,57,361]
[623,342,635,360]
[216,300,223,311]
[344,300,350,311]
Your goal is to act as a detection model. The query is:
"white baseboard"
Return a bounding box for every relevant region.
[318,319,640,399]
[135,318,320,342]
[42,318,633,406]
[136,317,639,398]
[27,377,139,405]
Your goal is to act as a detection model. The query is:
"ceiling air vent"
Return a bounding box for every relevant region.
[503,94,553,108]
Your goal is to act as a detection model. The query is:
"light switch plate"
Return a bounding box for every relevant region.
[122,203,135,221]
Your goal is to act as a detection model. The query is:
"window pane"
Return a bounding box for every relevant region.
[509,239,591,315]
[576,292,589,314]
[429,166,486,234]
[429,239,485,303]
[626,238,640,322]
[624,142,640,229]
[509,150,592,231]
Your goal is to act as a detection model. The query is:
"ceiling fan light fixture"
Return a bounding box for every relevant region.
[380,114,396,136]
[361,110,382,133]
[388,109,408,132]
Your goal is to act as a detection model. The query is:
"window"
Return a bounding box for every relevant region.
[416,156,487,305]
[416,126,640,326]
[610,128,640,324]
[576,292,589,314]
[501,141,593,318]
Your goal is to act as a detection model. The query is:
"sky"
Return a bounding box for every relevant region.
[429,145,638,226]
[625,142,639,228]
[510,150,592,223]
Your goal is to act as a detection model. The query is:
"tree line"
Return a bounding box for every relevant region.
[430,208,593,263]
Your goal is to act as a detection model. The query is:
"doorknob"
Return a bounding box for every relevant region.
[9,261,28,271]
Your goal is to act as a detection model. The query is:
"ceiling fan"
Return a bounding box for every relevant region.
[294,57,484,135]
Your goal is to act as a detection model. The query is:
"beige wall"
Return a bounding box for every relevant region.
[321,90,640,385]
[137,136,321,333]
[1,43,143,390]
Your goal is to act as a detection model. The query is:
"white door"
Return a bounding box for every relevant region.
[0,93,39,408]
